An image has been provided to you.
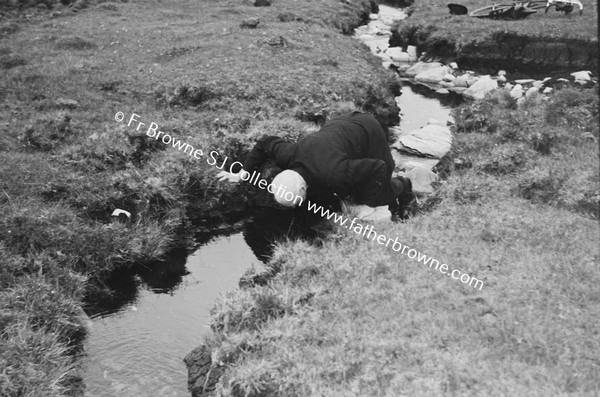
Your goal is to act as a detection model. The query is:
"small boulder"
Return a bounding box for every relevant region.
[397,166,438,196]
[435,88,450,94]
[463,75,498,100]
[497,75,507,83]
[525,86,539,97]
[453,75,468,88]
[415,65,450,83]
[497,70,506,76]
[405,61,444,77]
[397,124,452,159]
[510,84,524,99]
[571,70,591,82]
[406,45,417,60]
[532,80,543,88]
[515,78,535,85]
[443,73,456,82]
[543,87,553,94]
[386,47,411,62]
[449,62,459,70]
[504,82,513,91]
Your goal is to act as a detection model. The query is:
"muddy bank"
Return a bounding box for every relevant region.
[391,27,598,75]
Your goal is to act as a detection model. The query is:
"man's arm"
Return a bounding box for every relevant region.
[243,135,294,172]
[218,135,294,183]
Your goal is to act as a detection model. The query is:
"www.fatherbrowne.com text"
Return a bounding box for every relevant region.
[115,111,484,290]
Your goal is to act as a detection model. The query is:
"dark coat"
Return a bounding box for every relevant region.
[243,112,396,207]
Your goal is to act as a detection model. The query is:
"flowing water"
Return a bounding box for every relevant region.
[82,6,456,396]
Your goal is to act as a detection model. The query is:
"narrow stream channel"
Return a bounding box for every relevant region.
[82,6,455,396]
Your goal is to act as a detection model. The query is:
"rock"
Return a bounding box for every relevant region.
[443,73,456,82]
[397,124,452,158]
[435,88,450,94]
[253,0,271,6]
[453,75,468,88]
[557,78,570,83]
[504,82,513,91]
[571,70,591,82]
[510,84,524,99]
[447,86,467,94]
[386,47,411,62]
[414,66,450,83]
[497,75,507,83]
[440,81,455,88]
[240,18,260,28]
[463,75,498,100]
[369,13,379,20]
[382,61,392,69]
[449,62,458,69]
[406,45,417,60]
[184,345,224,396]
[543,87,553,94]
[498,70,506,76]
[466,76,479,87]
[532,80,543,88]
[525,86,539,97]
[397,166,439,195]
[515,78,535,85]
[405,61,444,77]
[56,98,79,109]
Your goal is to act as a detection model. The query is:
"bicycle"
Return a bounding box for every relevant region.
[468,0,583,19]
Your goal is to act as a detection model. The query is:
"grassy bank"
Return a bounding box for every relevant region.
[203,87,599,395]
[389,0,598,73]
[0,0,403,394]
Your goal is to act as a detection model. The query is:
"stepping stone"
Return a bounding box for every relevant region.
[393,124,452,159]
[396,166,438,196]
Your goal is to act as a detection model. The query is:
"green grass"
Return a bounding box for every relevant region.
[0,0,404,394]
[204,87,600,396]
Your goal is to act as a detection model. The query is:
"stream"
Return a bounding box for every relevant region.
[82,6,454,396]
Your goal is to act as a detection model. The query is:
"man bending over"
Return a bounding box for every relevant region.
[217,111,413,220]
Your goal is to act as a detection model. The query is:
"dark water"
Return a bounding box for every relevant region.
[82,208,328,396]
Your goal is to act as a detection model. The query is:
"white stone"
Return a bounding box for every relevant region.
[504,82,513,91]
[557,78,570,83]
[498,70,506,76]
[369,13,379,20]
[415,65,450,83]
[497,75,507,83]
[543,87,553,94]
[397,166,439,195]
[440,81,455,88]
[571,70,591,81]
[449,62,458,69]
[435,88,450,94]
[406,45,417,60]
[525,86,538,97]
[510,84,524,99]
[532,80,543,88]
[463,75,498,100]
[404,61,444,77]
[453,75,468,88]
[443,73,456,82]
[515,78,535,85]
[398,124,452,158]
[382,61,392,69]
[386,47,411,62]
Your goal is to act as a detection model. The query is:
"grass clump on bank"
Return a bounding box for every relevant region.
[202,86,599,395]
[0,0,404,393]
[390,0,598,73]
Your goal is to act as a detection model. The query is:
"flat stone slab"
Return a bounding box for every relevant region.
[463,75,498,100]
[392,150,440,173]
[392,124,452,159]
[396,166,439,196]
[405,61,444,77]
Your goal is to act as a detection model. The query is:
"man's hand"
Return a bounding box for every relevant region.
[216,170,241,183]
